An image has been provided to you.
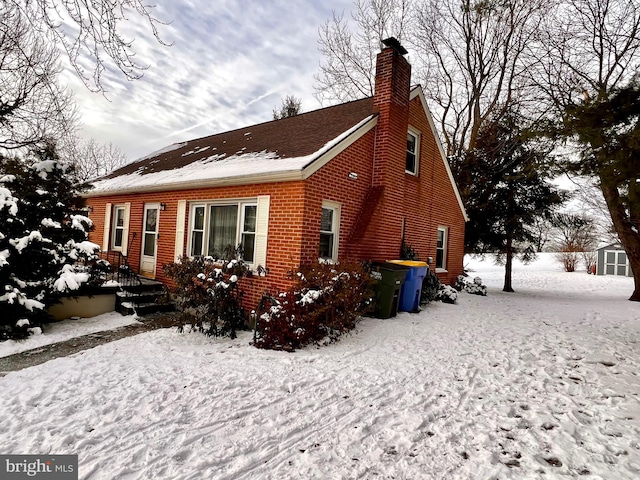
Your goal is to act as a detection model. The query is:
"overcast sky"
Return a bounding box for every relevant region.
[60,0,354,161]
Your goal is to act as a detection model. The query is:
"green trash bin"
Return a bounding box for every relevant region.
[369,262,410,319]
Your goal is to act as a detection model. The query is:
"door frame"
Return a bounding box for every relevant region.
[140,203,160,278]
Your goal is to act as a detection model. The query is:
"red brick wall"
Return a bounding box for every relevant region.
[87,181,307,311]
[402,96,466,284]
[301,49,465,283]
[302,130,376,262]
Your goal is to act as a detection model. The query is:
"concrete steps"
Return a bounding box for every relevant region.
[116,278,175,316]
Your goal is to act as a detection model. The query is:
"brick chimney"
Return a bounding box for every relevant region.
[366,38,411,260]
[372,37,411,188]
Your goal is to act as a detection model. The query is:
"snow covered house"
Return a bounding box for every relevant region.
[84,39,468,310]
[596,243,633,277]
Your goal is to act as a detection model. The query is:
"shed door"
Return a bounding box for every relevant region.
[605,250,630,276]
[140,204,160,278]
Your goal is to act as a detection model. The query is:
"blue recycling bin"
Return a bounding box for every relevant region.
[387,260,429,312]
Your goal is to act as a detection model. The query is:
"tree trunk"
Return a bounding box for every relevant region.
[599,175,640,301]
[503,236,515,292]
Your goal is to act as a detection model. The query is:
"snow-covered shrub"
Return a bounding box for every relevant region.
[436,284,458,304]
[163,253,252,338]
[86,258,113,286]
[466,277,487,296]
[1,145,97,340]
[254,261,374,351]
[252,292,306,351]
[420,269,441,304]
[454,275,487,296]
[453,275,466,291]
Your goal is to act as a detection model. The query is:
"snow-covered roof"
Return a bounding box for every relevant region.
[88,98,377,195]
[597,242,625,251]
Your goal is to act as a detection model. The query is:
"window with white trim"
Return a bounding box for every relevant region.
[188,201,257,262]
[406,129,420,175]
[112,205,126,250]
[319,201,340,261]
[190,205,205,255]
[436,227,448,270]
[241,204,257,262]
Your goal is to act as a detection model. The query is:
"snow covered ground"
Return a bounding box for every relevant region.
[1,253,639,479]
[0,312,139,358]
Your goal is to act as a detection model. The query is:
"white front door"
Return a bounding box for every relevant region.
[140,204,160,278]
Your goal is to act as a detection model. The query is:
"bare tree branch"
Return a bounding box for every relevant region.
[314,0,412,105]
[9,0,171,93]
[536,0,640,106]
[0,4,77,150]
[413,0,547,156]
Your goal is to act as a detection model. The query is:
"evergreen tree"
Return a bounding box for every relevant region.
[460,112,565,292]
[272,95,302,120]
[0,144,99,339]
[558,78,640,300]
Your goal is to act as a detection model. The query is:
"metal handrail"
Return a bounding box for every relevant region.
[99,250,142,289]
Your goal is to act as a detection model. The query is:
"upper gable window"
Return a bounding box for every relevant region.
[406,130,420,175]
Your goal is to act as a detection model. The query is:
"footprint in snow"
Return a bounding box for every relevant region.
[545,456,563,467]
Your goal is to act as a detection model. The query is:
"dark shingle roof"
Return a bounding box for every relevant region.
[101,97,375,180]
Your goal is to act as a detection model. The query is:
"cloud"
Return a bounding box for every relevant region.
[60,0,354,162]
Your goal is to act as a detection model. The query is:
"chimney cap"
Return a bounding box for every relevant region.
[381,37,408,55]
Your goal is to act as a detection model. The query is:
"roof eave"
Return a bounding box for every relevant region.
[82,170,306,198]
[302,115,378,179]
